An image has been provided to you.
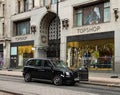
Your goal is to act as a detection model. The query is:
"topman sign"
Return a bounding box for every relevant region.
[77,25,101,33]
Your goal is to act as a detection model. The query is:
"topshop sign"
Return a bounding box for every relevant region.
[77,26,101,34]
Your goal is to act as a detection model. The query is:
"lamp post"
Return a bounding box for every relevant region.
[56,0,59,58]
[56,0,59,39]
[113,8,119,21]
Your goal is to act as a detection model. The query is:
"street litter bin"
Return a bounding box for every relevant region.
[79,67,88,81]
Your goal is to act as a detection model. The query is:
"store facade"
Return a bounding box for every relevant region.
[2,0,120,73]
[66,32,114,71]
[10,41,34,68]
[5,0,61,68]
[59,0,120,73]
[0,44,3,68]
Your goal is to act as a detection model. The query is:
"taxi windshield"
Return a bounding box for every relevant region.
[52,60,68,68]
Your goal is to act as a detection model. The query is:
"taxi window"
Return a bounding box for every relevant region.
[27,59,35,66]
[43,60,52,67]
[35,59,42,66]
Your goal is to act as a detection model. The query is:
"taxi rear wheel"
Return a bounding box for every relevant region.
[24,73,32,82]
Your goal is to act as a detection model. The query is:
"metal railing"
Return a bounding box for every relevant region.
[79,56,113,70]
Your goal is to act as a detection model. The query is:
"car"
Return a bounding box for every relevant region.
[23,58,79,86]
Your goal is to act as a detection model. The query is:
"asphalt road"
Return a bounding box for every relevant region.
[0,75,120,95]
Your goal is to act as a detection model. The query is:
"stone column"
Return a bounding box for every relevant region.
[3,40,10,69]
[60,35,67,61]
[115,30,120,73]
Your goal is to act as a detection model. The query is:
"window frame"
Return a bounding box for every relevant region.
[35,59,43,67]
[43,0,46,6]
[27,60,35,66]
[74,1,110,27]
[24,0,29,12]
[14,19,30,36]
[104,2,110,22]
[32,0,35,8]
[43,60,52,67]
[74,9,82,27]
[51,0,57,4]
[18,1,21,13]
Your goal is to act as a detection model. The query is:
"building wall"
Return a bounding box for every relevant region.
[59,0,120,73]
[2,0,120,72]
[0,0,4,37]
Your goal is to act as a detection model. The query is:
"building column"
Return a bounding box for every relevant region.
[3,41,10,69]
[33,26,47,58]
[0,22,3,35]
[60,42,66,61]
[115,30,120,73]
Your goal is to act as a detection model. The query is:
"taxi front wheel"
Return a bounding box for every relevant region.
[53,76,62,86]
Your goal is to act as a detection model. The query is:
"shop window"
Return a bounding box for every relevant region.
[18,45,33,54]
[74,1,110,27]
[67,39,114,70]
[14,19,30,36]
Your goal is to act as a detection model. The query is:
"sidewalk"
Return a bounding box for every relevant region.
[0,69,120,87]
[83,72,120,87]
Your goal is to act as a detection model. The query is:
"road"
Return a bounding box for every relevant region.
[0,75,120,95]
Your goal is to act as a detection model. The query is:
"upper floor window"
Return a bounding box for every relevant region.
[51,0,57,4]
[75,9,82,27]
[43,0,46,6]
[14,19,30,36]
[32,0,35,8]
[74,1,110,27]
[18,1,20,13]
[104,2,110,22]
[24,0,29,12]
[60,0,66,1]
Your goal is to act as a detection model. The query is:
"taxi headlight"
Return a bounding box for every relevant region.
[65,72,70,76]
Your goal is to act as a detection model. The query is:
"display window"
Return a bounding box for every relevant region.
[67,39,114,70]
[18,45,34,67]
[10,45,34,68]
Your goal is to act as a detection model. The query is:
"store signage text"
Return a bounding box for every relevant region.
[15,36,27,41]
[77,26,101,33]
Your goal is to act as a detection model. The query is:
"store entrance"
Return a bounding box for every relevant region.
[40,12,60,59]
[47,17,60,58]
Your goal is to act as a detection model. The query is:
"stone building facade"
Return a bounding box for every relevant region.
[0,0,120,73]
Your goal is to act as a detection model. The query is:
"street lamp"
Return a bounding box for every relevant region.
[31,25,36,34]
[56,0,59,39]
[56,0,60,58]
[113,8,119,21]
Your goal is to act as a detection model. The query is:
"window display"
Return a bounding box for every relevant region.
[67,39,114,70]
